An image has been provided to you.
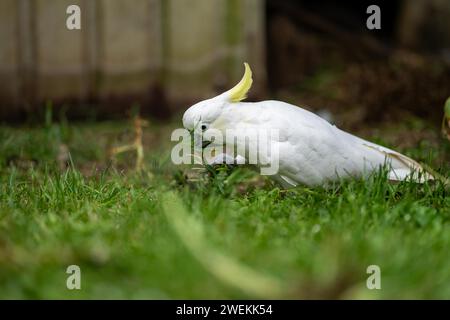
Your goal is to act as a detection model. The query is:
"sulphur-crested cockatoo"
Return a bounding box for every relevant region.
[182,63,433,188]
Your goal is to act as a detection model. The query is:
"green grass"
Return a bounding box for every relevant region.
[0,119,449,299]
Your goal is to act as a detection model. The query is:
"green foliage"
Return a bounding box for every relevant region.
[0,122,449,299]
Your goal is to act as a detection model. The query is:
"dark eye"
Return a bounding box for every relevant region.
[201,124,207,131]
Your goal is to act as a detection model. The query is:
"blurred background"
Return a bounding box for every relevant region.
[1,0,449,127]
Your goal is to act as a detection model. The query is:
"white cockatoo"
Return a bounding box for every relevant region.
[442,97,450,141]
[182,63,433,188]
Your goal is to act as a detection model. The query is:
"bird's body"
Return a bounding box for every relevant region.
[182,63,432,188]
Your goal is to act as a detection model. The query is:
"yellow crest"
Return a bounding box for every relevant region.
[227,63,253,102]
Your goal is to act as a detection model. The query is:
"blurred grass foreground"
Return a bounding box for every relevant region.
[0,114,449,299]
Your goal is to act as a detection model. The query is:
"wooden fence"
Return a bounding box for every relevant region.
[0,0,266,119]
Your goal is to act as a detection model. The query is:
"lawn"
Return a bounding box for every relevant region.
[0,116,449,299]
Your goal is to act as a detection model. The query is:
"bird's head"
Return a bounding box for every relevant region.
[182,62,253,133]
[182,97,226,133]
